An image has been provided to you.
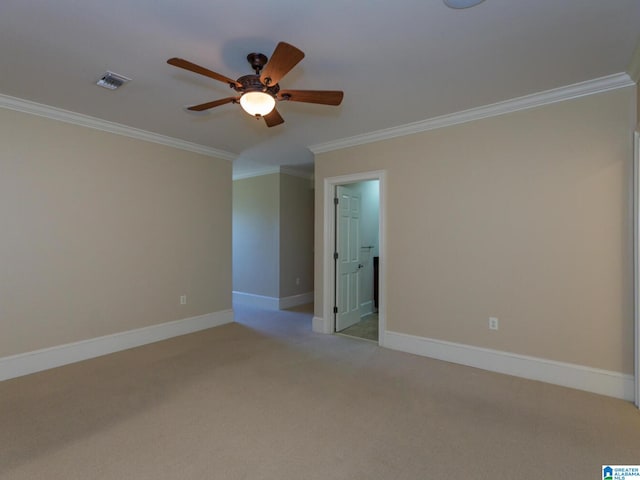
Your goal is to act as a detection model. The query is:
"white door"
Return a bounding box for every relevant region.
[335,185,361,331]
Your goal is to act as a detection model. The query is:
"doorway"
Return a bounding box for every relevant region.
[320,171,386,346]
[334,181,380,341]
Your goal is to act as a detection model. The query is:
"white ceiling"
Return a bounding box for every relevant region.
[1,0,639,176]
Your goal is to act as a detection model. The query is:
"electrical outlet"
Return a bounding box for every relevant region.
[489,317,499,330]
[296,277,300,286]
[180,295,187,305]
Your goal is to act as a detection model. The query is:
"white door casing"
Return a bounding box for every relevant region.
[634,130,639,408]
[335,185,361,331]
[319,170,386,346]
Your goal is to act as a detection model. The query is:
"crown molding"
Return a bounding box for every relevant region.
[309,72,635,154]
[233,165,314,181]
[0,93,237,161]
[233,166,281,180]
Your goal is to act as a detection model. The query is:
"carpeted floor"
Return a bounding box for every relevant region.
[1,304,639,479]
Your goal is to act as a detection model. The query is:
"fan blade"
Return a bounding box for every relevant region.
[187,97,238,111]
[168,58,240,88]
[278,90,344,106]
[260,42,305,86]
[263,108,284,127]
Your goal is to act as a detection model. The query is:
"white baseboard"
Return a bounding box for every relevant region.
[0,309,234,382]
[359,300,373,317]
[313,316,331,334]
[233,291,314,310]
[279,292,314,310]
[383,331,635,402]
[232,291,279,309]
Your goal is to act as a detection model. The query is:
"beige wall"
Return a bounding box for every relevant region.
[637,81,640,129]
[279,174,314,298]
[233,174,280,297]
[0,108,232,357]
[233,172,314,299]
[315,86,636,374]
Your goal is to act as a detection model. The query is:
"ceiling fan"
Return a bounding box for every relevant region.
[167,42,344,127]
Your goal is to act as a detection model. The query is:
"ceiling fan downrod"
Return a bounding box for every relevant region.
[247,52,268,75]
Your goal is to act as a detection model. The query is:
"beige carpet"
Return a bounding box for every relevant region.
[1,304,639,479]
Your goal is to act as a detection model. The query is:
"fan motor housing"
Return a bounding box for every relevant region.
[235,74,280,96]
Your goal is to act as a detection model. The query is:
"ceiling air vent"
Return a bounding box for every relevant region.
[96,71,131,90]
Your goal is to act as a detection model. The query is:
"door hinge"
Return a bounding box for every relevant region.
[334,197,339,205]
[333,306,338,314]
[333,252,338,260]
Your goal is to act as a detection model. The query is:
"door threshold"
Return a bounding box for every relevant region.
[335,332,379,344]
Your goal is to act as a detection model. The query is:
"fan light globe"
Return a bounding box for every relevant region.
[240,91,276,116]
[443,0,485,8]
